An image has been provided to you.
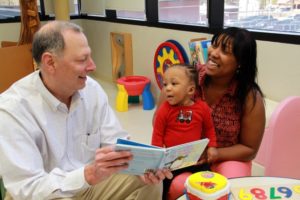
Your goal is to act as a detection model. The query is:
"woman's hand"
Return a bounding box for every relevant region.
[140,168,173,184]
[197,147,218,164]
[207,147,218,163]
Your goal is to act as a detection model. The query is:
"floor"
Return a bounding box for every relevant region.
[95,77,155,144]
[95,77,265,176]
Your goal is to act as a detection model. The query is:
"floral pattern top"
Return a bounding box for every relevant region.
[197,68,242,148]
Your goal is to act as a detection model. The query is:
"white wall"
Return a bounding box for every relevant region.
[256,41,300,101]
[81,20,211,100]
[81,20,300,102]
[0,22,21,42]
[1,19,299,102]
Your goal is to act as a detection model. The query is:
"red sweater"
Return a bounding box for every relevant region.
[152,100,217,148]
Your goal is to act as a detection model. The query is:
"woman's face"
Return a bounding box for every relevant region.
[206,37,239,80]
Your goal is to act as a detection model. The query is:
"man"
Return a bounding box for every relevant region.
[0,21,172,200]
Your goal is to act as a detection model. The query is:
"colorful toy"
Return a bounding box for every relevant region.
[167,39,190,63]
[188,38,211,66]
[184,171,230,200]
[116,75,154,112]
[231,184,300,200]
[153,40,189,89]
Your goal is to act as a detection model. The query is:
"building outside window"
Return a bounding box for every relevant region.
[1,0,299,35]
[224,0,300,33]
[158,0,208,26]
[0,0,21,19]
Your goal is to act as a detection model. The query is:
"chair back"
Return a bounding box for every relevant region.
[258,96,300,178]
[0,44,34,93]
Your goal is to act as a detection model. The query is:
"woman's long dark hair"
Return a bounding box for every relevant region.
[210,27,264,109]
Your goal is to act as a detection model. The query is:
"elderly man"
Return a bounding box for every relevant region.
[0,21,172,200]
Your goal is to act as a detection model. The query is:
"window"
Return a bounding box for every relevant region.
[73,0,79,16]
[116,11,145,20]
[111,0,146,20]
[224,0,300,34]
[0,0,42,20]
[79,0,299,43]
[80,0,146,20]
[0,0,21,19]
[1,0,298,44]
[158,0,208,26]
[44,0,78,17]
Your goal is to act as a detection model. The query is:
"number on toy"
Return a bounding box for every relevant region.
[250,188,267,199]
[238,189,253,200]
[294,185,300,194]
[270,187,282,199]
[277,187,292,198]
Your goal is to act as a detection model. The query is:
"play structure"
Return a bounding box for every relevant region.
[114,39,191,112]
[0,44,34,93]
[115,75,155,112]
[110,32,133,81]
[0,0,39,93]
[153,40,189,89]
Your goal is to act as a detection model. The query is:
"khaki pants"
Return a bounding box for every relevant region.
[5,174,162,200]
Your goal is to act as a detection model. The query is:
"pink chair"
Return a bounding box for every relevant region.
[254,96,300,179]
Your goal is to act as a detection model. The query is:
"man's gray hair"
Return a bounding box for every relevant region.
[32,21,83,65]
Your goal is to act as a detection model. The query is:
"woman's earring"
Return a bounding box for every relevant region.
[236,65,241,74]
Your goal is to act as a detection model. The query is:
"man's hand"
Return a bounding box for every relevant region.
[140,168,173,184]
[84,145,133,185]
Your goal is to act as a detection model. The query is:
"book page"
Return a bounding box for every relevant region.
[115,139,165,175]
[163,139,209,171]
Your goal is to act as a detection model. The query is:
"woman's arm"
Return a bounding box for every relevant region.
[216,91,266,162]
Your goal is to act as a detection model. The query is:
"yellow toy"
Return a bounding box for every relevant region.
[116,76,154,112]
[185,171,230,200]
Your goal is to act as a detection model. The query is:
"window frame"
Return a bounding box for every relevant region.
[0,0,299,44]
[81,0,300,44]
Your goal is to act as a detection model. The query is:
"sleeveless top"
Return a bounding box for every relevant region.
[197,70,242,148]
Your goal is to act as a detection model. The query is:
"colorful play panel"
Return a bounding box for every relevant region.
[116,75,155,112]
[153,40,189,89]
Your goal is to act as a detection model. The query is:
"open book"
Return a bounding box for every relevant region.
[115,138,209,175]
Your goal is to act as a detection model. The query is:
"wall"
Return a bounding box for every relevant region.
[81,20,211,100]
[80,20,300,102]
[0,22,21,42]
[1,20,299,102]
[256,41,300,101]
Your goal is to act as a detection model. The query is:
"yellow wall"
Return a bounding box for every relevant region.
[54,0,70,21]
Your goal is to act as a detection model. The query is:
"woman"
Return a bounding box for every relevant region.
[198,27,265,177]
[156,27,265,200]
